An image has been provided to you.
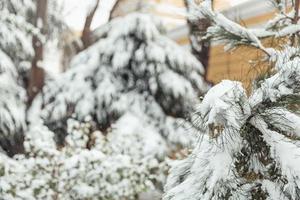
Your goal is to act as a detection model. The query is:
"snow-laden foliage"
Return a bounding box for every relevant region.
[0,0,36,83]
[266,0,297,32]
[0,0,66,155]
[0,0,35,155]
[0,52,26,155]
[31,13,208,149]
[0,118,165,199]
[0,0,35,68]
[0,0,65,76]
[164,54,300,199]
[186,0,300,52]
[164,1,300,200]
[0,17,27,156]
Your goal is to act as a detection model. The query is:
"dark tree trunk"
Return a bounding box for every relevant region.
[28,0,47,104]
[294,0,300,24]
[185,0,212,80]
[291,0,300,45]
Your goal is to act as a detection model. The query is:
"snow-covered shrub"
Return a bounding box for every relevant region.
[0,119,164,199]
[164,1,300,199]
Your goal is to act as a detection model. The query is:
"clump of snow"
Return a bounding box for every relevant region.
[193,80,251,135]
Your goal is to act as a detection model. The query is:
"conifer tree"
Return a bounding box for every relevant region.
[0,0,35,155]
[0,0,65,155]
[164,1,300,199]
[32,13,209,151]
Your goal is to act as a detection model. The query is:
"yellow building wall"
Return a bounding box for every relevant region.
[174,7,279,86]
[206,11,277,86]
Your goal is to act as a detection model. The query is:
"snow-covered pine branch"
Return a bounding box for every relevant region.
[164,1,300,200]
[270,0,288,14]
[164,52,300,199]
[185,0,269,53]
[186,0,300,54]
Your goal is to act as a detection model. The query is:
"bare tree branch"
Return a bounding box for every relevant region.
[291,0,300,45]
[108,0,121,21]
[81,0,100,50]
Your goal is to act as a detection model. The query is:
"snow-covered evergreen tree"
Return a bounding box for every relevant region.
[0,0,36,155]
[0,0,65,155]
[164,1,300,199]
[24,13,208,197]
[0,0,35,66]
[31,13,208,149]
